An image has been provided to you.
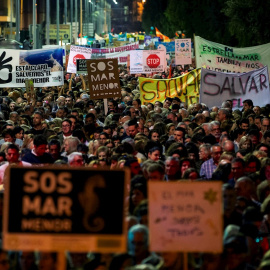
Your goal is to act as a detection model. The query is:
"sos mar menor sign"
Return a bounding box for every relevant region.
[3,166,129,252]
[87,58,121,100]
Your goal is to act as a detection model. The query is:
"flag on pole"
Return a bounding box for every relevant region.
[155,27,170,42]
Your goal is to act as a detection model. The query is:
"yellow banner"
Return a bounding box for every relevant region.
[139,68,201,106]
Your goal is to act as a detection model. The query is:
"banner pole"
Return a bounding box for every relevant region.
[57,252,66,270]
[183,252,188,270]
[104,98,108,116]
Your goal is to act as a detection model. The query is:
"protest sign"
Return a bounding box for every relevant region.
[155,41,175,52]
[130,49,167,74]
[0,48,64,88]
[105,51,130,65]
[142,50,166,73]
[91,42,139,54]
[91,42,139,65]
[148,181,223,253]
[76,59,87,74]
[67,45,92,74]
[195,36,270,76]
[175,39,192,65]
[200,66,270,109]
[139,68,201,106]
[87,58,121,100]
[130,50,144,74]
[25,79,34,95]
[3,166,128,253]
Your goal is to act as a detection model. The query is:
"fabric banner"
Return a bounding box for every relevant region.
[155,41,175,52]
[0,48,64,88]
[139,68,201,105]
[92,42,139,53]
[67,45,92,74]
[175,39,192,65]
[195,36,270,75]
[200,66,270,109]
[104,51,130,65]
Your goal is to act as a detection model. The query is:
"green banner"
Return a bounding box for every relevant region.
[195,36,270,75]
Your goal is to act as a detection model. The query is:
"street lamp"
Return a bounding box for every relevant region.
[33,0,36,49]
[46,0,50,45]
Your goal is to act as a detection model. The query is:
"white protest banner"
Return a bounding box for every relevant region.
[175,39,192,65]
[200,66,270,109]
[4,166,129,253]
[91,42,139,54]
[67,45,92,74]
[0,48,64,88]
[195,36,270,76]
[91,42,139,65]
[130,50,144,74]
[142,50,166,73]
[105,51,130,65]
[148,181,223,253]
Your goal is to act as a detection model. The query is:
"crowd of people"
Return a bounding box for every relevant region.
[0,65,270,270]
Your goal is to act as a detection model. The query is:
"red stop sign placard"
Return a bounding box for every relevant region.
[73,54,85,65]
[147,54,160,68]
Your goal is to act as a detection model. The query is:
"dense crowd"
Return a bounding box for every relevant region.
[0,65,270,270]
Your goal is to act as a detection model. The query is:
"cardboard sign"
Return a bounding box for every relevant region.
[142,50,166,73]
[87,59,121,100]
[175,39,192,65]
[200,66,270,109]
[3,166,129,252]
[148,181,223,253]
[67,46,92,74]
[25,79,34,95]
[130,50,144,74]
[76,59,87,74]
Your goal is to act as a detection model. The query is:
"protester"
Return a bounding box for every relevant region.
[2,56,270,270]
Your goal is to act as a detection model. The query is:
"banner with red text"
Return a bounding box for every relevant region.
[91,42,139,65]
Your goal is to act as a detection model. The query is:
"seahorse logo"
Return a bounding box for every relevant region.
[78,174,106,232]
